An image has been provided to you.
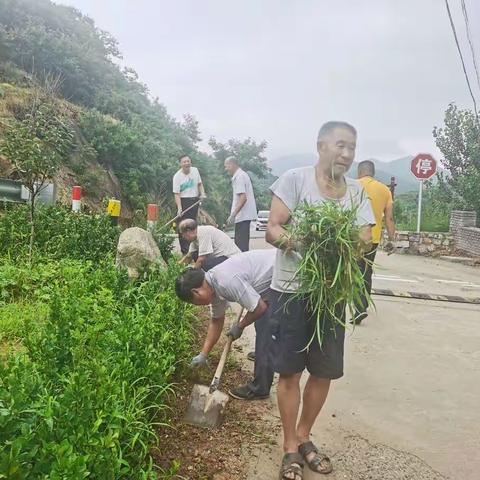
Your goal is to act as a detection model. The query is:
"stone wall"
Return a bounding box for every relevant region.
[450,210,480,256]
[386,231,454,256]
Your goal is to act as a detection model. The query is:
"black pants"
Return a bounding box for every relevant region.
[356,243,378,317]
[191,252,228,272]
[247,294,274,396]
[178,197,199,254]
[234,220,250,252]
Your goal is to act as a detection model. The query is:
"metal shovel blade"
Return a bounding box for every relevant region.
[184,383,229,428]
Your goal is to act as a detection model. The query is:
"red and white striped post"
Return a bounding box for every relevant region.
[72,186,82,212]
[147,203,158,232]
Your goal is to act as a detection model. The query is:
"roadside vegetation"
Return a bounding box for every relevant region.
[0,205,197,478]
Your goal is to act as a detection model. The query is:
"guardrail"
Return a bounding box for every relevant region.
[0,178,56,205]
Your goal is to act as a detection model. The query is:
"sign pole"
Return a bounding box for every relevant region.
[416,180,423,233]
[410,154,437,233]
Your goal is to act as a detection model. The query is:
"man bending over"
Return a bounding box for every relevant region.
[175,249,275,400]
[179,219,240,271]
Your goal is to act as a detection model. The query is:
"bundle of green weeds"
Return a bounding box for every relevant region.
[288,200,371,347]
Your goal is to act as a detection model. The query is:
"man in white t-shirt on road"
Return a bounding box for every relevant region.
[174,249,275,400]
[178,219,240,271]
[224,156,257,252]
[266,121,375,479]
[172,155,206,254]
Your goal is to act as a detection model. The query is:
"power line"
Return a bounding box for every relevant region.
[460,0,480,93]
[444,0,479,124]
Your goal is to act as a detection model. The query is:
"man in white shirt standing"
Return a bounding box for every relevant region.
[172,155,206,254]
[178,219,240,271]
[224,156,257,252]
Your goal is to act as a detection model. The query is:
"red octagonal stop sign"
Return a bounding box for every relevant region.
[410,153,437,180]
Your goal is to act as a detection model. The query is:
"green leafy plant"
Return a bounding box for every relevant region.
[0,204,120,263]
[0,259,196,479]
[287,201,370,347]
[0,98,73,260]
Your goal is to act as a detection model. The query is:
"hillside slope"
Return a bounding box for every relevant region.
[0,83,134,215]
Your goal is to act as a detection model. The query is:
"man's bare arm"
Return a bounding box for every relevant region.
[198,182,206,198]
[266,194,292,249]
[194,255,206,268]
[384,203,396,240]
[174,193,182,212]
[238,299,268,329]
[201,315,225,356]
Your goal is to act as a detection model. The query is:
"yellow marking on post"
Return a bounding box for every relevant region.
[107,199,121,217]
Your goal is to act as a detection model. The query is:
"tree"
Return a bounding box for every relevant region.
[0,97,73,259]
[208,136,270,178]
[432,103,480,217]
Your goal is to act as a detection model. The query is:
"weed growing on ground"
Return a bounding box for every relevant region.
[0,259,196,478]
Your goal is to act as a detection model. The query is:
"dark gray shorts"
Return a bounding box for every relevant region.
[268,290,345,379]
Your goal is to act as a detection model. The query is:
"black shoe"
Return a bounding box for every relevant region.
[228,384,269,400]
[247,351,256,362]
[351,312,368,325]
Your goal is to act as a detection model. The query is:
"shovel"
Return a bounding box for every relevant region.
[184,308,244,428]
[163,199,202,229]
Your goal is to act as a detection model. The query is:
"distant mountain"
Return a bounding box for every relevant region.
[270,154,432,194]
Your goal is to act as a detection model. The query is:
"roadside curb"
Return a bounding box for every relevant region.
[372,288,480,305]
[439,255,480,267]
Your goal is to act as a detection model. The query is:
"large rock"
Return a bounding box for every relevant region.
[116,227,164,278]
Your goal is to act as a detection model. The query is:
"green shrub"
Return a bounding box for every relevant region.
[0,259,196,478]
[0,302,48,341]
[0,204,120,262]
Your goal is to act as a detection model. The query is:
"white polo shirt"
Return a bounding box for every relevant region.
[188,225,241,258]
[231,168,257,223]
[173,167,202,198]
[206,249,276,318]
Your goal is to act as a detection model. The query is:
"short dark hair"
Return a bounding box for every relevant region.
[317,121,357,143]
[358,160,375,176]
[178,218,197,233]
[179,154,190,162]
[175,268,205,302]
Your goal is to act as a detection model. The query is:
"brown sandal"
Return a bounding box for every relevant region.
[298,441,333,474]
[279,452,304,480]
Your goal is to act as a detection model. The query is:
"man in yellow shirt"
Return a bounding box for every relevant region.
[355,160,396,324]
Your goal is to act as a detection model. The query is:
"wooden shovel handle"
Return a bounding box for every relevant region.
[163,199,202,229]
[209,308,244,392]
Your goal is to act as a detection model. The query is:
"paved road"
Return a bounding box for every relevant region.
[229,236,480,480]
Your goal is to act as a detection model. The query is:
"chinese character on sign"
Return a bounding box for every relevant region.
[410,154,437,180]
[416,158,432,175]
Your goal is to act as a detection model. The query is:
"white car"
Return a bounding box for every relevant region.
[255,210,270,231]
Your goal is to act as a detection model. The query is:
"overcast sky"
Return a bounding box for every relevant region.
[58,0,480,166]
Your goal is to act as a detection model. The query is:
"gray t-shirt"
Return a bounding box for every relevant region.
[269,166,376,293]
[231,168,258,223]
[188,225,241,258]
[206,249,276,318]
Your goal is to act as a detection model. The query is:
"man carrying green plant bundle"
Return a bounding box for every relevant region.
[178,219,240,271]
[266,121,375,479]
[174,249,275,400]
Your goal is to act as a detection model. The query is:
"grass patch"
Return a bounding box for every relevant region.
[0,301,49,342]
